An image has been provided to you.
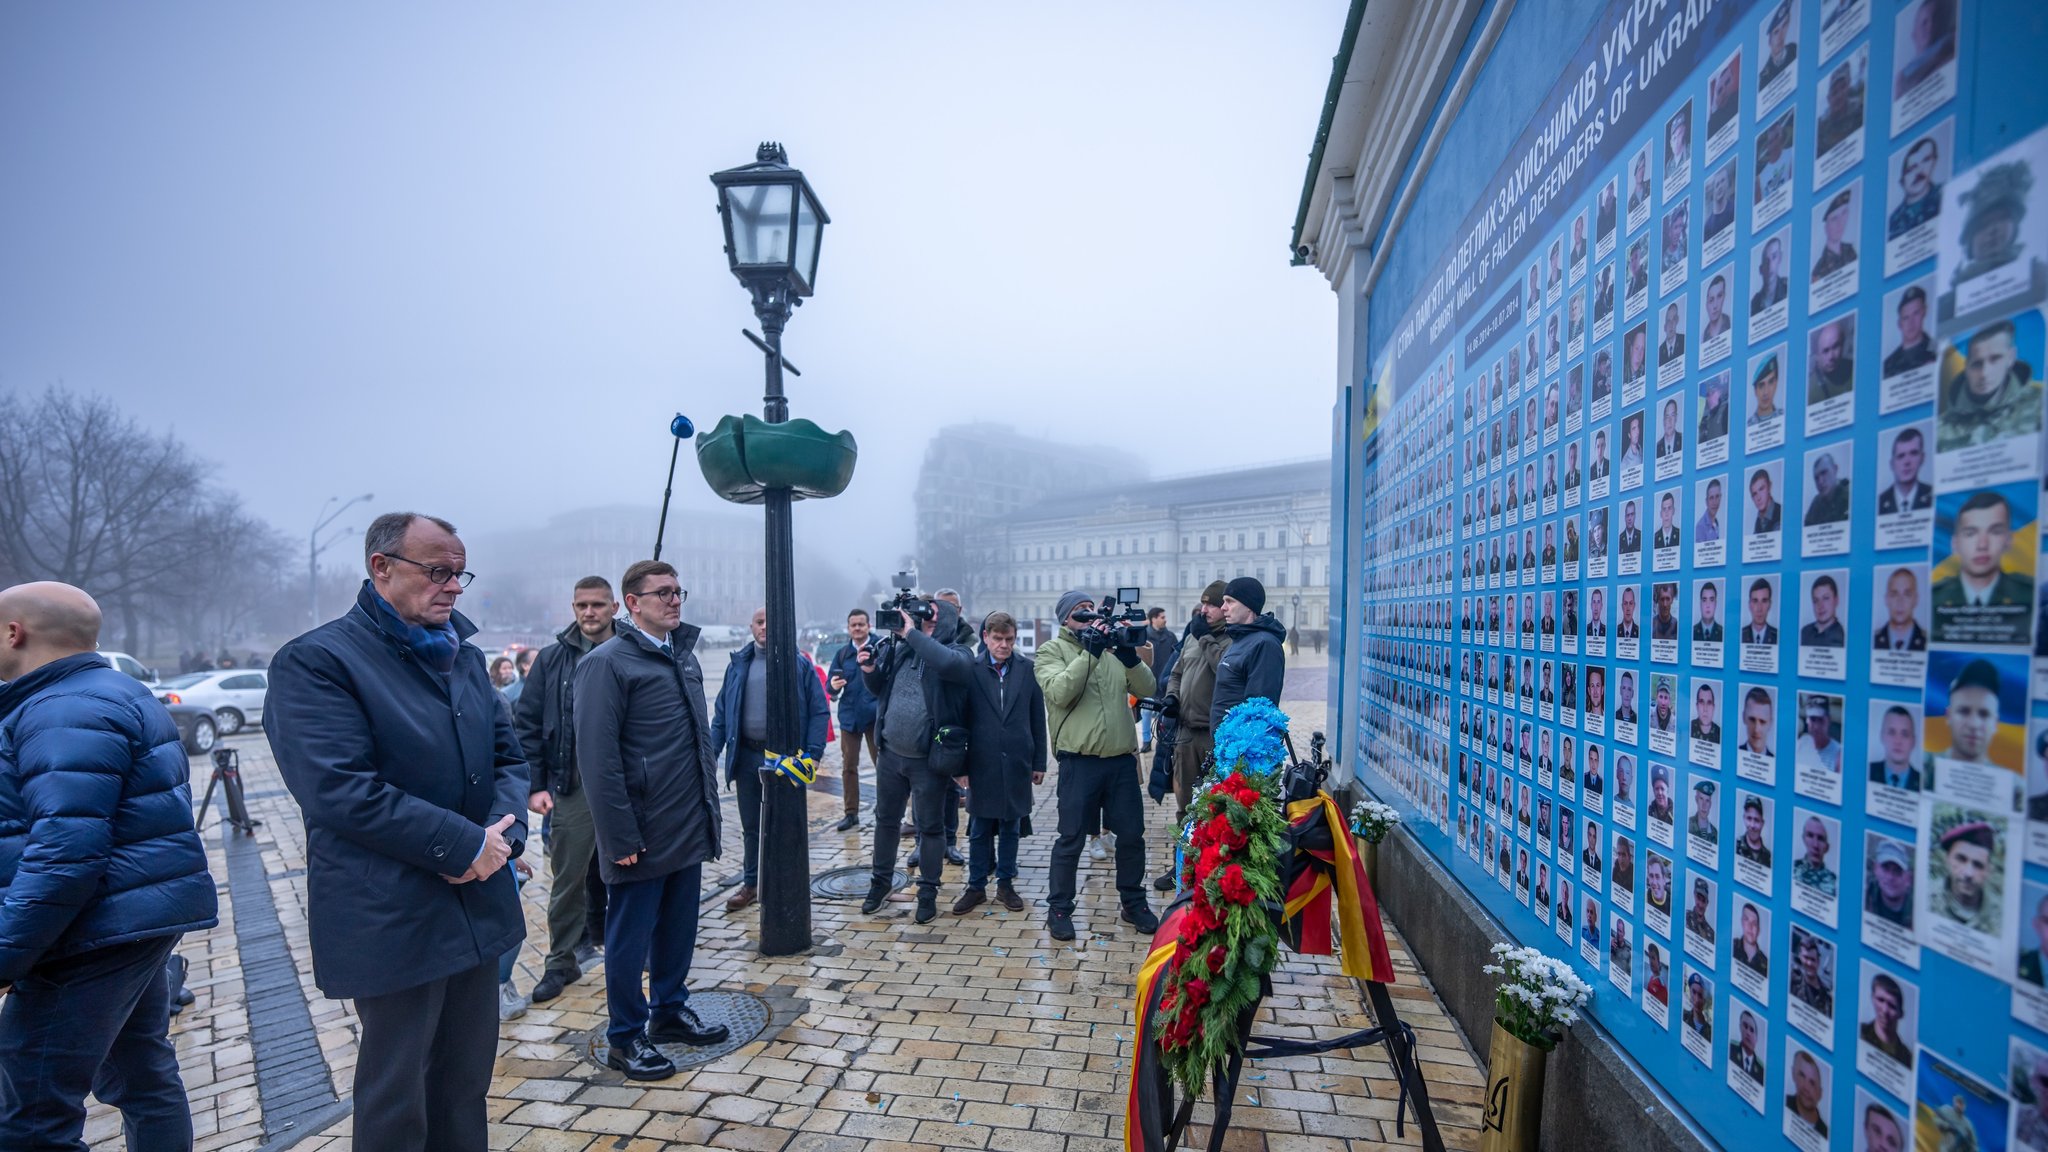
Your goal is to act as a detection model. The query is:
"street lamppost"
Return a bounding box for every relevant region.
[711,143,830,957]
[310,493,373,625]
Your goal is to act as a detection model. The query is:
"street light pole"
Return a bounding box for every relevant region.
[310,493,373,625]
[711,143,832,957]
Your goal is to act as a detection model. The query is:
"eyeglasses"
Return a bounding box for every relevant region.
[386,554,476,588]
[635,586,687,604]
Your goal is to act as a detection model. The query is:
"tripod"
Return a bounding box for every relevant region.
[195,746,261,836]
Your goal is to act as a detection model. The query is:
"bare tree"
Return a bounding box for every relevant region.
[0,388,289,653]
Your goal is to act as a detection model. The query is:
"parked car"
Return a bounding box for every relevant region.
[166,703,219,755]
[156,669,269,735]
[97,650,159,686]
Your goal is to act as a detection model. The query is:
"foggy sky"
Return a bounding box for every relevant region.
[0,3,1344,586]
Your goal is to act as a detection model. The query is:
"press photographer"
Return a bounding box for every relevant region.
[1035,589,1159,941]
[858,580,973,924]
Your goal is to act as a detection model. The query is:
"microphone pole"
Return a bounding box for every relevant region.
[654,413,695,561]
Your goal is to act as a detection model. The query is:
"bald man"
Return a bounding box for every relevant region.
[0,581,217,1149]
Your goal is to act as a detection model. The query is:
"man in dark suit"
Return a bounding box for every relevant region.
[1693,582,1725,642]
[1799,574,1847,648]
[266,513,531,1149]
[1868,705,1925,791]
[1590,430,1612,480]
[952,612,1048,914]
[1742,578,1779,645]
[1878,426,1933,514]
[1748,468,1782,534]
[1619,501,1643,554]
[1874,567,1929,651]
[1654,493,1682,549]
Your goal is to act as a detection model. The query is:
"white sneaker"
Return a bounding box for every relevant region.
[499,980,527,1022]
[1090,834,1110,861]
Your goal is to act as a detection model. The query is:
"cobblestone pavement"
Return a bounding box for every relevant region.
[90,651,1483,1151]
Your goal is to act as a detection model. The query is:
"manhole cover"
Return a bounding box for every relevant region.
[586,989,770,1072]
[812,866,907,899]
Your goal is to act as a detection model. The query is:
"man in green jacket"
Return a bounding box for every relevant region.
[1036,590,1158,941]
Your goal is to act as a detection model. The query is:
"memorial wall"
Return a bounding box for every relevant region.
[1348,0,2048,1145]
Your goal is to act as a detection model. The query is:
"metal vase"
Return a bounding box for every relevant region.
[1480,1019,1548,1152]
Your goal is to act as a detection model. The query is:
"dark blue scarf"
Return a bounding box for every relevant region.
[365,585,460,673]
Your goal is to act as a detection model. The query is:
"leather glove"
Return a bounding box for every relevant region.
[1080,628,1112,657]
[1113,645,1141,668]
[1161,694,1181,720]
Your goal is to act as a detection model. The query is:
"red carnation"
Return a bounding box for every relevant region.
[1198,843,1224,875]
[1207,943,1228,974]
[1183,978,1211,1008]
[1217,864,1256,906]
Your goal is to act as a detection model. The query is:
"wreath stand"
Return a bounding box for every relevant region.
[1127,735,1446,1152]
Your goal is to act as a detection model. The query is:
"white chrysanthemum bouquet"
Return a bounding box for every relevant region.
[1484,943,1593,1050]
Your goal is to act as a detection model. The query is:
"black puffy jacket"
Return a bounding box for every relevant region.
[1210,613,1288,721]
[0,653,218,982]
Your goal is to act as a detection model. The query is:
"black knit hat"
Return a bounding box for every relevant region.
[1224,577,1266,615]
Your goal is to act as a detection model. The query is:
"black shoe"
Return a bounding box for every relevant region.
[915,892,938,924]
[1048,909,1075,941]
[1153,868,1178,892]
[648,1005,730,1047]
[944,846,966,866]
[996,882,1025,912]
[530,966,579,1004]
[834,813,860,832]
[860,880,890,915]
[606,1035,677,1081]
[1122,904,1160,934]
[574,941,602,968]
[952,887,986,915]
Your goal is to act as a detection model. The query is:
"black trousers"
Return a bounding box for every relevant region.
[352,961,498,1152]
[0,935,189,1151]
[734,742,767,888]
[872,748,948,895]
[1047,752,1148,916]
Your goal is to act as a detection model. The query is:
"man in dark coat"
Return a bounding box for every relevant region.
[950,612,1047,915]
[513,575,618,1004]
[1210,577,1287,722]
[827,608,880,831]
[0,581,217,1150]
[1139,607,1177,753]
[573,559,728,1080]
[709,606,830,913]
[859,597,975,922]
[264,513,529,1152]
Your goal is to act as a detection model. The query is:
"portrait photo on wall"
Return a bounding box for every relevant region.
[1924,648,2031,780]
[1867,701,1927,828]
[1793,689,1846,805]
[1853,961,1916,1102]
[1703,159,1739,266]
[1873,420,1935,549]
[1862,830,1919,968]
[1809,181,1864,313]
[1870,562,1932,690]
[1880,278,1941,413]
[1746,344,1788,452]
[1886,118,1952,276]
[1892,0,1958,135]
[1914,1053,2009,1152]
[1706,45,1741,163]
[1937,125,2048,334]
[1799,439,1854,557]
[1812,42,1868,187]
[1755,0,1799,115]
[1664,99,1693,200]
[1754,106,1796,229]
[1796,569,1849,680]
[1738,575,1781,676]
[1929,480,2037,650]
[1806,313,1857,435]
[1936,308,2047,489]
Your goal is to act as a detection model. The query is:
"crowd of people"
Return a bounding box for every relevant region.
[0,509,1291,1150]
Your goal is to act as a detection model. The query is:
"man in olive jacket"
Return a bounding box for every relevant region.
[572,560,727,1082]
[1036,590,1158,941]
[950,611,1047,916]
[265,513,528,1152]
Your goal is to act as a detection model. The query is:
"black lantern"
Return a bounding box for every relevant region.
[711,142,830,298]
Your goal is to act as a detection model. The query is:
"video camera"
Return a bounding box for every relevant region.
[1075,586,1148,648]
[874,570,936,633]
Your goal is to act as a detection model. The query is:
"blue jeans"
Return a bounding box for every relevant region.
[0,935,192,1151]
[498,868,524,985]
[1141,712,1154,745]
[603,864,703,1047]
[967,816,1021,888]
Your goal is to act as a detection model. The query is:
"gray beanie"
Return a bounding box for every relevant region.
[1054,590,1092,624]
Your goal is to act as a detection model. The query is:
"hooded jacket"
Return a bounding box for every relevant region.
[860,600,975,756]
[1210,613,1288,721]
[709,642,831,782]
[572,619,723,885]
[1035,626,1156,758]
[513,619,607,796]
[0,653,219,982]
[1166,614,1230,730]
[264,582,530,999]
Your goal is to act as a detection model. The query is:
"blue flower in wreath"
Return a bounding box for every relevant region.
[1211,699,1289,778]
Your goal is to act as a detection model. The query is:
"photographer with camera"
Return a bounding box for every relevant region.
[857,589,974,924]
[1036,590,1159,941]
[1211,577,1287,722]
[826,610,879,833]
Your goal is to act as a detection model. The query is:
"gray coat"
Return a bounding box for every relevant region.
[572,620,723,885]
